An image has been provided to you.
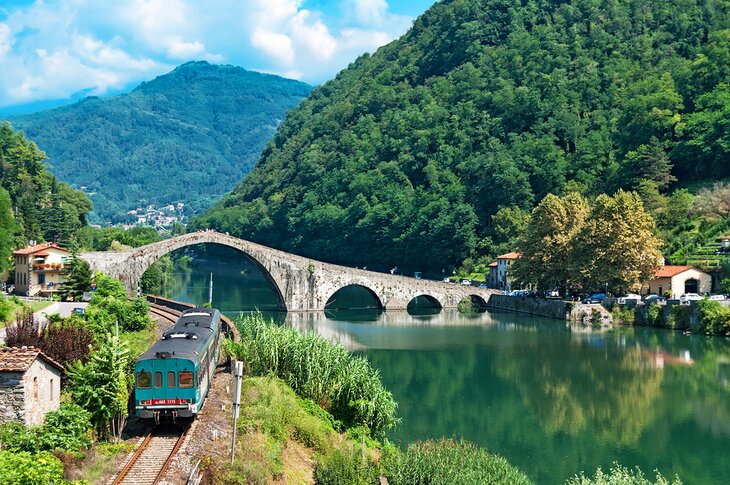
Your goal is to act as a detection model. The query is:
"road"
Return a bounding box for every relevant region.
[0,302,88,345]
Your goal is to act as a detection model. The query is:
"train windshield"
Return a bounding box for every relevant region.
[179,371,194,388]
[136,371,152,389]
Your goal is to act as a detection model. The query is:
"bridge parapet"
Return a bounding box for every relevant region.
[80,232,497,312]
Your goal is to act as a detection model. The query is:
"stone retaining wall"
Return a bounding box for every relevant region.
[486,295,572,320]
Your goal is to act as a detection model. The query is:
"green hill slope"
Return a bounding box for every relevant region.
[193,0,730,272]
[4,62,312,223]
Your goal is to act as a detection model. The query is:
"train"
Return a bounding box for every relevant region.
[134,307,222,422]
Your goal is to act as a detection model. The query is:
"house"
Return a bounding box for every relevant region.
[496,252,521,290]
[13,242,70,297]
[644,265,712,299]
[0,347,64,425]
[487,262,499,288]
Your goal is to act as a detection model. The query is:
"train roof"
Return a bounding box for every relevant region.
[137,307,220,364]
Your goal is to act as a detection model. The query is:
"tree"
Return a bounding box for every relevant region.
[692,182,730,220]
[60,255,92,301]
[511,193,589,293]
[66,334,130,441]
[0,188,18,277]
[576,191,663,293]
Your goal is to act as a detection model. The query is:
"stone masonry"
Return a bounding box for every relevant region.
[81,232,497,312]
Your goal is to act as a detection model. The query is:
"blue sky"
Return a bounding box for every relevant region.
[0,0,435,110]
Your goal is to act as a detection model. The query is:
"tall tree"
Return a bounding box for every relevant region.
[0,187,17,277]
[511,193,589,293]
[60,255,92,302]
[576,191,663,293]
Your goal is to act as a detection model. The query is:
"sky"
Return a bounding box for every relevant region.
[0,0,435,112]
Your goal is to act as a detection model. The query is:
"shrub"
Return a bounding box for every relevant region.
[0,450,65,485]
[0,294,11,323]
[646,304,664,327]
[5,308,41,348]
[385,438,532,485]
[313,443,379,485]
[612,306,635,325]
[0,403,92,453]
[567,463,682,484]
[668,305,692,330]
[696,300,730,335]
[38,319,94,368]
[227,314,398,438]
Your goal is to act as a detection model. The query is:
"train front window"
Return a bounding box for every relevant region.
[136,371,151,389]
[167,371,175,388]
[154,372,162,388]
[179,371,194,388]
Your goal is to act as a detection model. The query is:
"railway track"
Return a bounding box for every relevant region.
[148,303,182,325]
[112,424,189,485]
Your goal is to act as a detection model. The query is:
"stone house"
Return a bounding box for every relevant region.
[644,265,712,299]
[0,347,64,426]
[496,252,520,291]
[13,242,70,297]
[487,261,499,288]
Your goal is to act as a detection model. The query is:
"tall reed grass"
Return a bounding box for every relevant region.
[225,313,398,438]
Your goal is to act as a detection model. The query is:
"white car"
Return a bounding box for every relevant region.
[618,293,642,304]
[679,293,703,304]
[709,294,727,301]
[461,279,472,286]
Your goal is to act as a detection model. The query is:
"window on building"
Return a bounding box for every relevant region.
[154,372,162,388]
[50,379,54,400]
[167,371,175,388]
[179,371,194,388]
[136,371,152,389]
[33,376,38,399]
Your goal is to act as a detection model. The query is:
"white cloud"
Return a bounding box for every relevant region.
[0,0,417,108]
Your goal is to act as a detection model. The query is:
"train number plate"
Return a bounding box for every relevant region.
[151,398,182,405]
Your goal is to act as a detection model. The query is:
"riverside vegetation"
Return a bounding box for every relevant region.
[215,313,681,484]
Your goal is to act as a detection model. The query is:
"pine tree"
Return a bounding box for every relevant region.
[60,255,92,302]
[0,187,17,277]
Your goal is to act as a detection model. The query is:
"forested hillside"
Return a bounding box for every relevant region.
[0,124,91,276]
[5,62,312,222]
[192,0,730,272]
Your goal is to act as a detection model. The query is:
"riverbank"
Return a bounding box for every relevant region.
[486,294,574,320]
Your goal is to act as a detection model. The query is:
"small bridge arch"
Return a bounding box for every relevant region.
[80,232,497,312]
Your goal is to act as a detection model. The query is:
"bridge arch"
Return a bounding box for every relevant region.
[406,294,443,314]
[325,284,385,310]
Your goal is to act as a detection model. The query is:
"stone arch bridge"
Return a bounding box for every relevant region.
[80,232,497,312]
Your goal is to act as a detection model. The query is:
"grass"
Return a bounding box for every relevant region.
[0,297,53,329]
[65,441,136,484]
[225,313,399,438]
[119,326,157,360]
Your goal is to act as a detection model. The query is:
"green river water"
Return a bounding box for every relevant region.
[161,244,730,484]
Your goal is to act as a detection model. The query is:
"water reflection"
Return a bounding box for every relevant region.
[164,244,730,484]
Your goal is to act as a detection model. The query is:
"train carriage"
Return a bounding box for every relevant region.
[135,307,221,421]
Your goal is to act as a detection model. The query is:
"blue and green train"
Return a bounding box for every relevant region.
[134,307,222,421]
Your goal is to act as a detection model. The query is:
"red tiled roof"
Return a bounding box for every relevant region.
[654,265,694,278]
[497,252,521,260]
[0,347,64,372]
[13,242,68,255]
[488,262,498,267]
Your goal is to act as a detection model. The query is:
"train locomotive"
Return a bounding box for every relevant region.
[134,307,222,422]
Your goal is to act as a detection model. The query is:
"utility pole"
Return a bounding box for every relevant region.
[209,272,213,307]
[230,361,243,463]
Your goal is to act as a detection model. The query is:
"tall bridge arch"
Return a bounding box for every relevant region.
[80,232,496,312]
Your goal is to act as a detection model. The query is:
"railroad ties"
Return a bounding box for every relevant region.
[112,425,188,485]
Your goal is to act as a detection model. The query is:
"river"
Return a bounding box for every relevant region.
[161,244,730,484]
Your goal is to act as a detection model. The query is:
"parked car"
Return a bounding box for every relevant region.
[478,283,488,289]
[461,279,472,286]
[709,294,727,301]
[617,293,642,304]
[679,293,703,304]
[643,294,666,304]
[582,293,607,304]
[443,277,452,283]
[72,307,86,316]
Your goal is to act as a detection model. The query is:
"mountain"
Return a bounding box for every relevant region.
[192,0,730,272]
[4,62,312,223]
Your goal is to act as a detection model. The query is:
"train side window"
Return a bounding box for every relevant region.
[167,371,175,388]
[179,371,194,388]
[154,372,162,388]
[136,371,152,389]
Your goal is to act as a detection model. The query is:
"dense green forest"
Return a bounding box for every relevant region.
[0,124,91,276]
[4,62,311,223]
[192,0,730,273]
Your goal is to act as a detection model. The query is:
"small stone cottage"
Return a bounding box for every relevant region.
[0,347,64,426]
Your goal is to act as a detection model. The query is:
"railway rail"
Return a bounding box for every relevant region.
[148,303,183,324]
[112,424,189,485]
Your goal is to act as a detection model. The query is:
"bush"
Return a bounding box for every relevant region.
[567,463,682,484]
[0,403,92,453]
[0,450,65,485]
[646,304,664,327]
[385,438,532,485]
[0,294,11,323]
[313,443,379,485]
[696,299,730,335]
[668,305,692,330]
[612,306,635,325]
[227,314,398,438]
